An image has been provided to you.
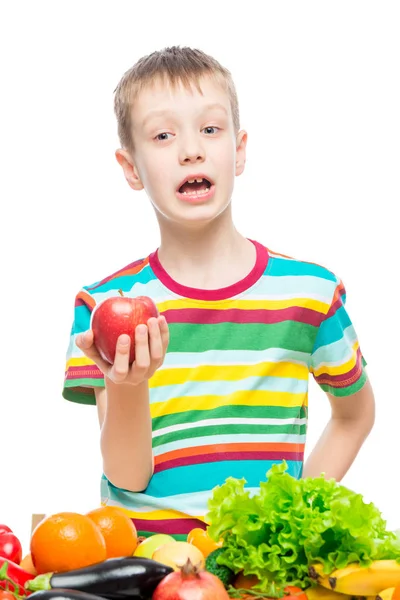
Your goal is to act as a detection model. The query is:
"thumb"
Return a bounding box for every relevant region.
[76,329,94,350]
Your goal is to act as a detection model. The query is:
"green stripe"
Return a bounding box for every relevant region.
[137,530,187,541]
[319,370,367,397]
[153,423,307,447]
[63,378,104,388]
[62,379,103,405]
[152,404,307,431]
[168,321,317,353]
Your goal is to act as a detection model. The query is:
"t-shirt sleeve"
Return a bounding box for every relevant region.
[62,289,104,405]
[309,277,367,397]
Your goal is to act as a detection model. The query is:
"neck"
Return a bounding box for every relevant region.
[155,206,256,289]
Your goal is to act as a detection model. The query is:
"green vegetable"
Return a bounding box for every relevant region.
[205,547,235,588]
[206,461,400,596]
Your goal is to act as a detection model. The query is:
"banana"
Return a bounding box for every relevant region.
[376,588,395,600]
[305,584,352,600]
[309,561,400,596]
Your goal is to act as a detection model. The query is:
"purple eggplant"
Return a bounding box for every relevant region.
[26,557,173,598]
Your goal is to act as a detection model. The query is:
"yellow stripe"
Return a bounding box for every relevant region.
[151,361,308,388]
[101,503,205,521]
[66,357,96,368]
[157,297,329,312]
[150,390,307,418]
[312,342,360,377]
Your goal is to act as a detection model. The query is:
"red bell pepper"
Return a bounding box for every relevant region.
[0,558,34,596]
[0,532,22,566]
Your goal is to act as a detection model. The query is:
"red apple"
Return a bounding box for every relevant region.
[91,291,159,364]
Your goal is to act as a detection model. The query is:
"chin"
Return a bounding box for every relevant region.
[176,203,231,227]
[153,191,233,227]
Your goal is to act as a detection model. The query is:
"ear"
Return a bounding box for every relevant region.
[235,130,248,177]
[115,149,144,191]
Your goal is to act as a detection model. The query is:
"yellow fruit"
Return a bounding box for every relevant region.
[19,554,37,575]
[152,541,205,571]
[305,585,352,600]
[311,561,400,596]
[134,534,175,558]
[377,588,396,600]
[187,528,222,558]
[309,563,327,579]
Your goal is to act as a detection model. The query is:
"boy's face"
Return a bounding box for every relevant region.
[116,76,247,227]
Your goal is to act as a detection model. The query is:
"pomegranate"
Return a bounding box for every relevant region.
[152,558,230,600]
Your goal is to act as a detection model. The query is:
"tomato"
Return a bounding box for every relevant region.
[284,587,308,600]
[0,592,16,600]
[234,572,261,589]
[0,527,12,537]
[187,527,222,558]
[0,533,22,565]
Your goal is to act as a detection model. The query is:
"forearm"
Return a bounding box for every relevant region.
[100,378,153,492]
[302,414,374,481]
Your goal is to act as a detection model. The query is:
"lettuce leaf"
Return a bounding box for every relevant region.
[206,462,400,595]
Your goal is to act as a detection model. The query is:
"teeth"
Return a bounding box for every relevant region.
[181,187,210,196]
[185,177,206,184]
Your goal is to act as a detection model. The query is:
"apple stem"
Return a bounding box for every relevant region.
[118,289,124,297]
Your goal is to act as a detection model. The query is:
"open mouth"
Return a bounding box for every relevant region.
[177,176,213,196]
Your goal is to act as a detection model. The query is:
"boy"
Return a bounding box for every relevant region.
[63,46,375,539]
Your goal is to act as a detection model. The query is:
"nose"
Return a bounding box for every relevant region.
[178,134,205,165]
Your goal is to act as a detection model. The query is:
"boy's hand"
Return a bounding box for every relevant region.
[76,316,169,385]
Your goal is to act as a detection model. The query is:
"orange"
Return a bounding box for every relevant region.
[187,527,222,558]
[86,506,138,558]
[30,512,107,574]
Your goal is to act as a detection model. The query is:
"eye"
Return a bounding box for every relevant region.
[203,126,220,135]
[155,132,173,141]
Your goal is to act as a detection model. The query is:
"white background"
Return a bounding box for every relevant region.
[1,1,399,554]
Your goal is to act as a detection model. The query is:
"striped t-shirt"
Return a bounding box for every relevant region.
[63,240,367,539]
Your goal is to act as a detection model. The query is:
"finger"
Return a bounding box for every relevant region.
[76,330,111,373]
[148,317,164,364]
[131,324,150,379]
[158,315,170,352]
[110,334,132,381]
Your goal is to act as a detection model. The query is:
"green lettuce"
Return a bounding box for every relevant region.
[206,462,400,595]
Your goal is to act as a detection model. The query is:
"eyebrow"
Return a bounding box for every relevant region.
[141,103,228,128]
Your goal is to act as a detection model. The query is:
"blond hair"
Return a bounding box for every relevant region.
[114,46,240,151]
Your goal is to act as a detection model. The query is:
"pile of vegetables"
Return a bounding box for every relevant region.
[4,461,400,600]
[206,461,400,595]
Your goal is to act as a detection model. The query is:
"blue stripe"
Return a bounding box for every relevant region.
[162,348,310,368]
[101,480,265,516]
[152,433,307,456]
[149,375,308,404]
[312,305,353,351]
[311,325,358,366]
[73,305,91,333]
[252,274,336,299]
[268,257,337,281]
[86,266,156,293]
[145,460,303,496]
[90,279,166,305]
